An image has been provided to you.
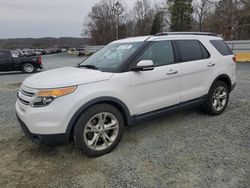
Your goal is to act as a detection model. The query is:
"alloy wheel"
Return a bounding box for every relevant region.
[212,86,227,111]
[83,112,119,151]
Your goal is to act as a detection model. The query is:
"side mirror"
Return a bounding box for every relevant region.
[132,60,154,71]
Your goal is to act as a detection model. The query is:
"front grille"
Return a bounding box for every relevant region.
[18,96,30,105]
[20,89,35,97]
[18,85,37,106]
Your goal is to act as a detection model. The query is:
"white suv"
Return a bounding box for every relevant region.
[16,32,236,157]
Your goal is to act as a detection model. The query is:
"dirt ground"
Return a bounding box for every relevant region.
[0,56,249,188]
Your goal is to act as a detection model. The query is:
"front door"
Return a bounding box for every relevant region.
[130,40,181,115]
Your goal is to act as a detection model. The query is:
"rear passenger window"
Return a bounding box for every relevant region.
[210,40,233,56]
[137,40,175,66]
[175,40,210,62]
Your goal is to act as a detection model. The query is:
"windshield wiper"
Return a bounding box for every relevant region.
[79,64,99,70]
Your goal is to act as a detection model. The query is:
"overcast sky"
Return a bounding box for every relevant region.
[0,0,160,39]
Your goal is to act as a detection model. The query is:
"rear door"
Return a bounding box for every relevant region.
[210,39,236,85]
[173,40,214,102]
[130,40,181,115]
[0,51,12,71]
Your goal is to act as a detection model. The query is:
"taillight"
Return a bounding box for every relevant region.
[232,56,236,63]
[38,56,42,65]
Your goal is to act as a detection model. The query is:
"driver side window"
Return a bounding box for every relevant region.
[137,40,175,66]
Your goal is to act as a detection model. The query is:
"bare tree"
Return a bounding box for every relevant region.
[210,0,242,39]
[235,0,250,39]
[193,0,215,31]
[83,0,125,44]
[83,0,250,43]
[133,0,154,35]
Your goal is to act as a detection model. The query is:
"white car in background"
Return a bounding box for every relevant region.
[16,32,236,157]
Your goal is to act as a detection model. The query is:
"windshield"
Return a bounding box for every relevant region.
[80,42,143,71]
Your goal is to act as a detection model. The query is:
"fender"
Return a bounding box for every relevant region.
[209,74,232,92]
[66,96,133,140]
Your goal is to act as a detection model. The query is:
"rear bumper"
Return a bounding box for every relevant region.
[17,114,68,146]
[38,64,44,69]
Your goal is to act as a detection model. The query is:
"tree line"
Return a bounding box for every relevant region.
[0,37,89,50]
[83,0,250,44]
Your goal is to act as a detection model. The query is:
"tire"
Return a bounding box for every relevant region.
[73,104,124,157]
[22,63,35,73]
[203,81,229,115]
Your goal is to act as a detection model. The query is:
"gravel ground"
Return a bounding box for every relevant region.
[0,55,249,188]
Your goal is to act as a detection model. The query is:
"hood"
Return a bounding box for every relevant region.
[23,67,113,89]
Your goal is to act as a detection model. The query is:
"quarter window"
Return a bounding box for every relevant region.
[137,41,175,66]
[200,43,210,58]
[175,40,210,62]
[210,40,233,56]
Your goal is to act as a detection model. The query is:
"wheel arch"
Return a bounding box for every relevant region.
[66,96,133,140]
[210,74,232,92]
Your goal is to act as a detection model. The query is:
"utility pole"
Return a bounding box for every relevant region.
[112,1,124,40]
[116,13,119,40]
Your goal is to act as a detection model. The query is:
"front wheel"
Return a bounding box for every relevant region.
[203,81,229,115]
[22,63,35,73]
[73,104,124,157]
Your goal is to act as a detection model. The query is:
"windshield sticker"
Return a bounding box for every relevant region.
[117,45,133,50]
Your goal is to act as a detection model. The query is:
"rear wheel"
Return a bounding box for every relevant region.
[22,63,35,73]
[203,81,229,115]
[73,104,124,157]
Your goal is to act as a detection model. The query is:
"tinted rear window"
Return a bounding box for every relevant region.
[210,40,233,56]
[175,40,210,62]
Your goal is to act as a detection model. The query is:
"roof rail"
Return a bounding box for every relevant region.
[154,32,217,37]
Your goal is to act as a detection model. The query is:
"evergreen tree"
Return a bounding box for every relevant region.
[151,11,164,35]
[169,0,193,31]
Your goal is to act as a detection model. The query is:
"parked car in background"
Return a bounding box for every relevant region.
[0,50,43,73]
[11,51,19,58]
[9,48,64,57]
[67,48,79,55]
[77,46,104,57]
[61,48,67,52]
[19,51,31,57]
[78,48,93,57]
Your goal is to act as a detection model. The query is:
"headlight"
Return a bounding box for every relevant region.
[31,86,77,107]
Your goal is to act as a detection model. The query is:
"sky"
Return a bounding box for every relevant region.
[0,0,159,39]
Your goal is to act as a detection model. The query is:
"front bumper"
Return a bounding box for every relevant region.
[17,114,68,146]
[15,94,74,134]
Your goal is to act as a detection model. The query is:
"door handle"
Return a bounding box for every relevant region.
[166,70,178,75]
[207,63,215,67]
